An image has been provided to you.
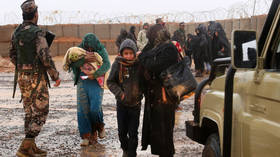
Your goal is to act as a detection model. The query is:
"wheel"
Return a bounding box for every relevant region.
[202,133,221,157]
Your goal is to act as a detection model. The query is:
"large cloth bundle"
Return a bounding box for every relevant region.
[63,47,108,89]
[63,47,103,73]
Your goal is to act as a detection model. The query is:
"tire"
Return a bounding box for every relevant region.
[202,133,221,157]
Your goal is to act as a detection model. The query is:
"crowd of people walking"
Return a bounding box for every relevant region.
[10,1,230,157]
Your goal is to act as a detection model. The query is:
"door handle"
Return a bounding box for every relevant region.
[249,104,267,114]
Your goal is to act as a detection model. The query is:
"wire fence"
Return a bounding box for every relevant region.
[0,0,272,25]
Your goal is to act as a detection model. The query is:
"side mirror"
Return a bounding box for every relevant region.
[231,30,258,69]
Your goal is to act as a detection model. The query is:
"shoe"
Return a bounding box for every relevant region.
[98,123,105,139]
[122,150,129,157]
[80,139,90,147]
[16,138,35,157]
[89,131,98,145]
[80,133,91,147]
[31,139,47,156]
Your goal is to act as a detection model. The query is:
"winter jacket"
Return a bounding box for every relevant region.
[107,57,144,107]
[137,29,148,51]
[212,34,230,59]
[172,28,186,50]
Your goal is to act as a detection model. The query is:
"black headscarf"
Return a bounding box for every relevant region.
[127,26,137,43]
[116,28,128,49]
[146,24,170,49]
[120,28,128,37]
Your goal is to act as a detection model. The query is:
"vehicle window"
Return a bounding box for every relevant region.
[265,18,280,69]
[271,39,280,69]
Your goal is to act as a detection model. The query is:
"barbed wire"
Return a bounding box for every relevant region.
[0,0,272,25]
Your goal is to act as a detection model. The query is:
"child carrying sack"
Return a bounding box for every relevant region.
[160,55,197,103]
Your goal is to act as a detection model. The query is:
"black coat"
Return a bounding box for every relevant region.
[107,57,144,107]
[127,32,137,44]
[138,42,179,156]
[195,24,210,63]
[212,34,230,59]
[190,35,205,70]
[127,26,137,44]
[208,21,230,60]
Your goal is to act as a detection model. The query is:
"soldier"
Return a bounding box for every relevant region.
[172,22,187,56]
[9,0,61,156]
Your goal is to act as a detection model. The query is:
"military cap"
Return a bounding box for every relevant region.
[21,0,38,14]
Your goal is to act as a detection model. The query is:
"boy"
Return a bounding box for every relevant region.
[107,39,143,157]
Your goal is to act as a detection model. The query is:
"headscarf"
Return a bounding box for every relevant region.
[208,21,217,37]
[129,26,136,34]
[116,28,128,49]
[208,22,230,58]
[208,21,226,38]
[128,26,137,43]
[146,24,170,48]
[79,33,104,52]
[196,24,208,35]
[120,28,128,38]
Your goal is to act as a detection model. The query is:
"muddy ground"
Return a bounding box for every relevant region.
[0,56,204,157]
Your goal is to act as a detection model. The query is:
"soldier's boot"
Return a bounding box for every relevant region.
[97,123,106,139]
[16,138,35,157]
[31,139,47,156]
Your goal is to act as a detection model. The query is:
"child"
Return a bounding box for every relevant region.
[107,39,143,157]
[63,47,106,88]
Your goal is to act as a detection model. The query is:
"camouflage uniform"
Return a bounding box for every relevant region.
[9,0,59,138]
[173,28,187,51]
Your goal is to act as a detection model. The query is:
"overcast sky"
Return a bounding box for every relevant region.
[2,0,245,14]
[1,0,272,25]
